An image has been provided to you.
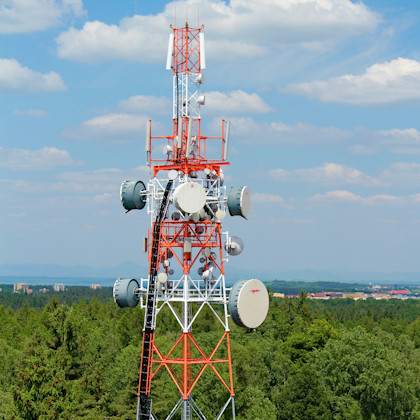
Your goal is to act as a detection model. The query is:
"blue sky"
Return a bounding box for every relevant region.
[2,0,420,275]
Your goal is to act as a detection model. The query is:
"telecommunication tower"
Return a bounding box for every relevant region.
[113,22,269,420]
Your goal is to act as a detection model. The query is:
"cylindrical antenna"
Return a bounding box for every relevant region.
[146,120,151,157]
[224,120,230,160]
[199,32,206,70]
[166,34,174,71]
[186,118,193,158]
[177,117,182,149]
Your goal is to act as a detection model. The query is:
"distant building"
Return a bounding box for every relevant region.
[53,284,65,292]
[39,288,49,294]
[325,292,344,299]
[346,292,365,299]
[272,293,285,298]
[14,283,26,293]
[13,283,33,294]
[375,293,391,300]
[90,284,102,290]
[389,289,410,295]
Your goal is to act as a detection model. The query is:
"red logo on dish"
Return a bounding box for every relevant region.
[250,289,260,294]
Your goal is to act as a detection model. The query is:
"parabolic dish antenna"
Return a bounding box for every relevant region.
[120,180,147,211]
[168,169,178,180]
[227,186,251,218]
[225,236,244,256]
[228,279,269,328]
[113,278,139,308]
[173,182,206,214]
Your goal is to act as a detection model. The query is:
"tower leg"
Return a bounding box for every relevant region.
[181,399,191,420]
[136,396,141,420]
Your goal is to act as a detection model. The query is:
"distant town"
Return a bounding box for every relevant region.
[7,282,103,294]
[2,281,419,301]
[274,285,419,300]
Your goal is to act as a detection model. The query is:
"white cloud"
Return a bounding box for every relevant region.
[380,162,420,187]
[0,166,150,199]
[0,0,85,34]
[270,163,380,186]
[0,146,79,170]
[347,145,378,155]
[268,121,351,145]
[205,90,273,114]
[209,117,351,146]
[55,167,150,196]
[62,0,84,16]
[13,109,48,117]
[285,58,420,105]
[56,17,168,63]
[310,190,420,206]
[58,166,149,185]
[0,58,66,93]
[348,127,420,155]
[269,218,313,225]
[117,95,171,115]
[62,113,154,142]
[8,212,26,218]
[56,0,378,63]
[252,193,284,203]
[277,161,420,188]
[372,128,420,154]
[62,95,171,143]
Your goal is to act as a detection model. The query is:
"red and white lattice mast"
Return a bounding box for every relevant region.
[113,22,269,420]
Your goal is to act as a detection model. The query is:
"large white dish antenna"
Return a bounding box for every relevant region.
[173,182,206,214]
[228,279,269,328]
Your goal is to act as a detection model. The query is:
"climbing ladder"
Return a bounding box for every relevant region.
[137,180,174,420]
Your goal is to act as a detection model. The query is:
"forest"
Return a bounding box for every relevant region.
[0,291,419,419]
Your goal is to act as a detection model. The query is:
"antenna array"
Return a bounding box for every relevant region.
[113,22,268,420]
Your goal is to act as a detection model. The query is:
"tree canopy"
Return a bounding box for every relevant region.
[0,291,419,419]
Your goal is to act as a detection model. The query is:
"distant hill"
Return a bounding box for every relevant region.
[0,261,148,278]
[0,263,419,285]
[266,280,370,295]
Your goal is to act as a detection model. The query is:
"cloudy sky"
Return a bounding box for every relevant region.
[2,0,420,276]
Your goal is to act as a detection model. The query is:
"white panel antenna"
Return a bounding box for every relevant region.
[177,117,182,149]
[199,32,206,70]
[186,118,193,158]
[166,34,174,71]
[224,120,230,160]
[146,120,151,152]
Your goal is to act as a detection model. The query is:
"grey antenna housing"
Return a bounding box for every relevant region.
[228,279,269,328]
[113,278,139,308]
[225,236,244,256]
[120,180,147,211]
[227,186,251,218]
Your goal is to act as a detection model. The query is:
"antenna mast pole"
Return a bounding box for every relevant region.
[136,22,236,419]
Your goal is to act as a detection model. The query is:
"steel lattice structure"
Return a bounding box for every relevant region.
[115,22,264,420]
